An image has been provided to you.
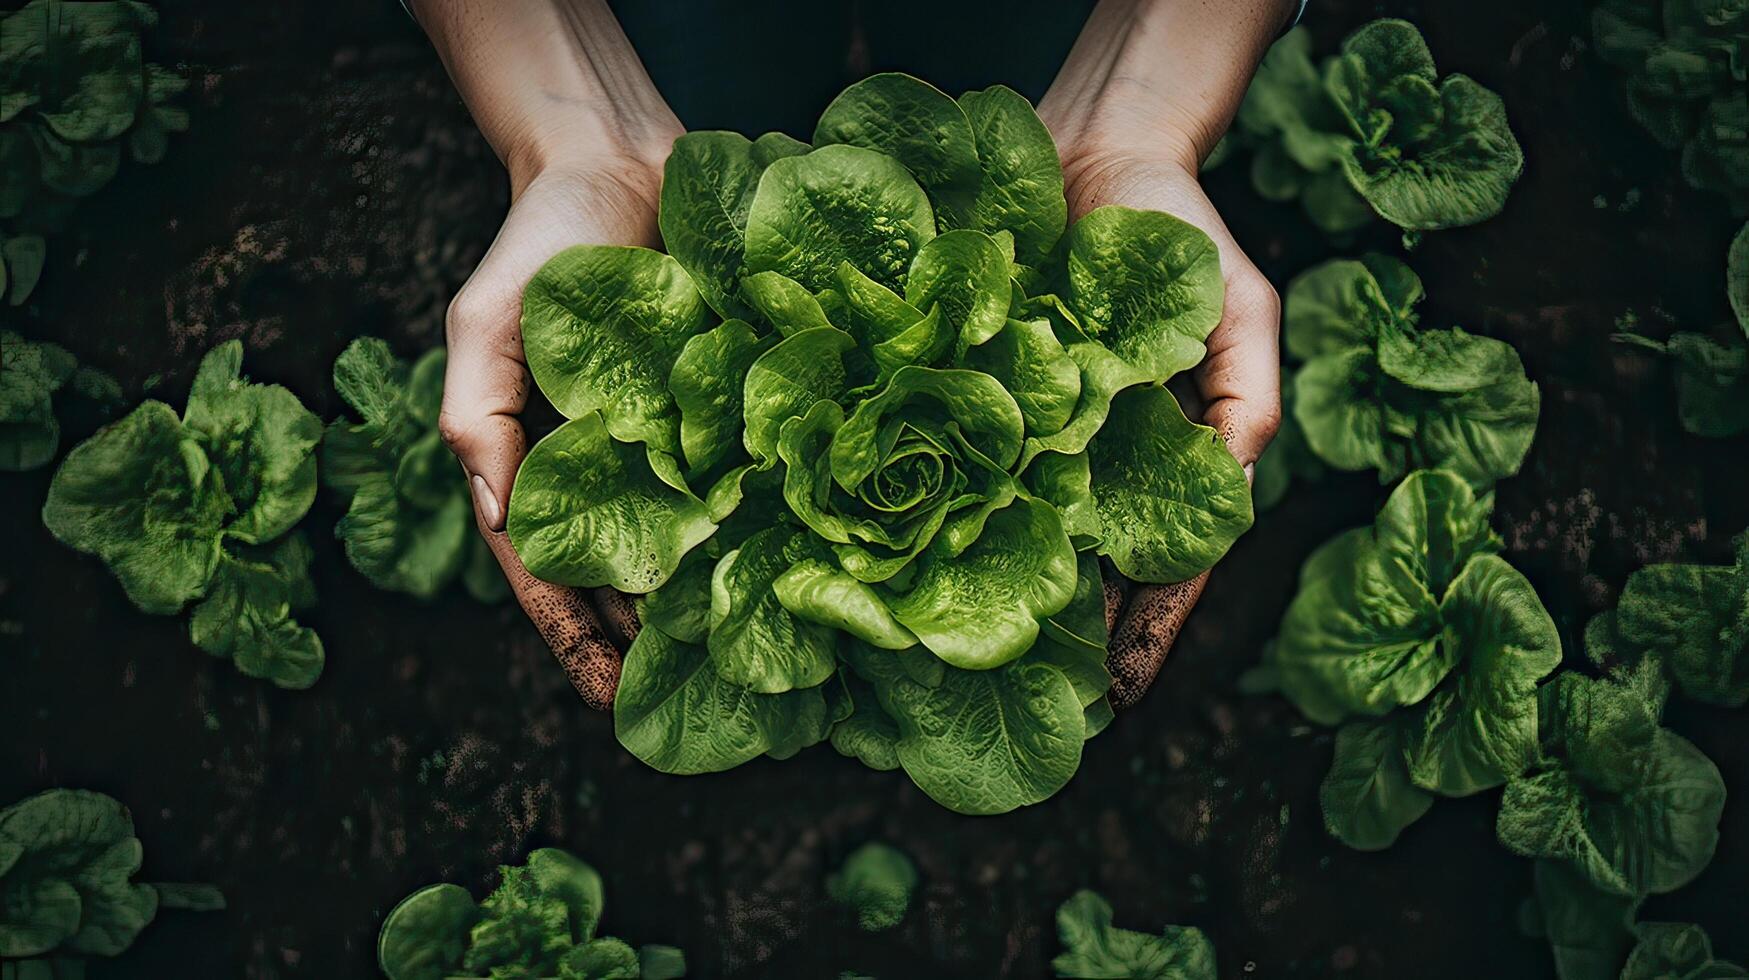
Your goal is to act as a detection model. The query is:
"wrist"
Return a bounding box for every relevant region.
[502,115,678,201]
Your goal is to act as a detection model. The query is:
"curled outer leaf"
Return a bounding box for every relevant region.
[522,245,712,453]
[1064,206,1222,382]
[507,413,716,593]
[1087,385,1253,584]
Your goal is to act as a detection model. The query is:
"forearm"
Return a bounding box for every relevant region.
[1040,0,1294,171]
[409,0,681,194]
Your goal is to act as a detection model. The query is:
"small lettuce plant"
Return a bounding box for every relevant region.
[376,848,684,980]
[1593,0,1749,208]
[1051,890,1215,980]
[1269,470,1561,850]
[504,73,1254,815]
[1227,20,1523,236]
[0,789,223,966]
[324,338,507,603]
[1284,254,1539,490]
[0,1,189,305]
[42,341,325,688]
[0,330,120,471]
[826,843,916,932]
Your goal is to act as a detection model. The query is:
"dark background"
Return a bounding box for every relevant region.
[4,0,1746,977]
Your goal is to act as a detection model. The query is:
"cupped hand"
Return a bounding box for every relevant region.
[1057,147,1282,709]
[440,157,672,708]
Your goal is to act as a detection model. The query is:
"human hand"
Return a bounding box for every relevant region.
[412,0,684,707]
[441,159,675,708]
[1041,0,1289,708]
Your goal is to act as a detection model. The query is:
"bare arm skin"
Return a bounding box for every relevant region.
[1040,0,1290,708]
[411,0,681,707]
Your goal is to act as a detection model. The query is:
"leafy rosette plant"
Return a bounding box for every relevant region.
[1619,222,1749,438]
[503,73,1253,815]
[1497,666,1726,901]
[1285,254,1539,489]
[1228,20,1524,235]
[0,1,189,305]
[324,338,507,603]
[42,341,325,688]
[0,330,119,471]
[1584,533,1749,709]
[1270,470,1561,850]
[376,848,685,980]
[1593,0,1749,208]
[826,842,917,933]
[0,789,223,964]
[1051,890,1216,980]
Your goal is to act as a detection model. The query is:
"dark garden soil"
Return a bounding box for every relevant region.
[3,0,1746,977]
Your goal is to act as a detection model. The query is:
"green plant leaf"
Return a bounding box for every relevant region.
[1497,672,1726,898]
[1320,719,1434,850]
[744,143,936,293]
[1064,205,1222,381]
[848,645,1083,815]
[887,497,1078,669]
[659,130,810,320]
[669,318,769,475]
[958,85,1066,266]
[965,317,1081,436]
[1088,385,1253,583]
[614,626,832,774]
[741,325,856,463]
[42,401,228,614]
[1051,890,1216,980]
[508,413,715,593]
[188,534,325,690]
[1613,542,1749,708]
[707,526,839,693]
[903,229,1010,348]
[813,73,981,229]
[183,342,321,546]
[827,843,917,932]
[522,245,712,454]
[377,883,479,980]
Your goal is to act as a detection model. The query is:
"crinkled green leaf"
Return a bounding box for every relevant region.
[958,84,1066,266]
[659,130,810,320]
[1497,672,1726,898]
[741,325,856,463]
[707,526,839,693]
[1064,206,1221,381]
[848,645,1082,815]
[887,497,1077,669]
[965,317,1081,436]
[1088,385,1252,583]
[614,626,831,774]
[522,245,711,453]
[1320,718,1435,850]
[669,318,769,475]
[507,413,715,593]
[43,401,229,614]
[903,229,1010,348]
[813,73,981,229]
[1051,890,1216,980]
[188,534,324,689]
[1614,542,1749,708]
[744,143,936,293]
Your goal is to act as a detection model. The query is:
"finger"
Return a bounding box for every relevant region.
[1196,270,1282,472]
[471,505,622,711]
[592,588,642,647]
[439,285,532,532]
[1106,574,1209,711]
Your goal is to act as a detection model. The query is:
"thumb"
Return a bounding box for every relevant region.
[439,286,530,530]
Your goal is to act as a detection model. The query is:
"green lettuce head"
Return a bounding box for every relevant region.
[504,74,1254,814]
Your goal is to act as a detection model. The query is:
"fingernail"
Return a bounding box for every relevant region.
[1242,462,1256,487]
[471,474,504,531]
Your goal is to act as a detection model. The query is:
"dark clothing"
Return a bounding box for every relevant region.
[610,1,1097,138]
